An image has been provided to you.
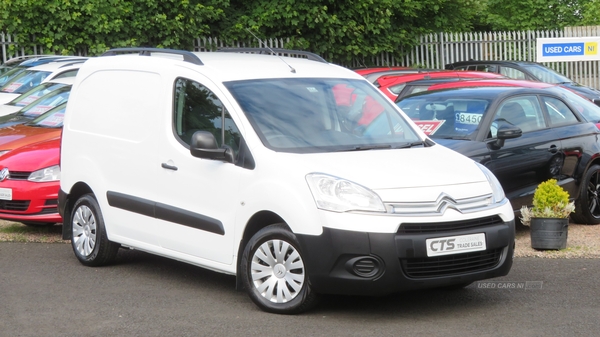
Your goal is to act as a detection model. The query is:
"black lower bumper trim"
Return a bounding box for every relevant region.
[295,219,515,296]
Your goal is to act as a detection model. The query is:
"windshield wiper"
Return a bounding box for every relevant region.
[396,141,426,148]
[339,141,428,152]
[436,136,470,140]
[340,144,393,152]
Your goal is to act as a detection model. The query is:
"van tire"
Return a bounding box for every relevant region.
[241,224,319,314]
[70,194,119,266]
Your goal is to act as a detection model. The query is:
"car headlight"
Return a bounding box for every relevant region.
[306,173,386,213]
[475,162,505,203]
[28,165,61,182]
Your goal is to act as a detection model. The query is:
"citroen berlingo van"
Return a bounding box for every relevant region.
[59,48,515,314]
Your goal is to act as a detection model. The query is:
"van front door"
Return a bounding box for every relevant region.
[154,76,244,266]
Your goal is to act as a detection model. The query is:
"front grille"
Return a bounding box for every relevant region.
[401,248,503,279]
[398,215,504,234]
[8,171,31,180]
[0,200,30,211]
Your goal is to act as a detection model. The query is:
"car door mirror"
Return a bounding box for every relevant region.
[489,121,522,150]
[497,124,522,139]
[190,130,234,163]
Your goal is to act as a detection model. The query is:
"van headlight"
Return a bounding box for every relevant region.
[306,173,386,213]
[28,165,61,182]
[475,162,505,203]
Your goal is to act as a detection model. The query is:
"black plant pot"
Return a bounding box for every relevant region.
[530,218,568,250]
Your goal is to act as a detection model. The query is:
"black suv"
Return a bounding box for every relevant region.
[446,60,600,106]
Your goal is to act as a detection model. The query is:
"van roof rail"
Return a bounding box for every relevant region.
[102,48,203,66]
[57,60,88,68]
[216,48,327,63]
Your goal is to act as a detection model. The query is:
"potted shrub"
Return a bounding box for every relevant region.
[520,179,575,250]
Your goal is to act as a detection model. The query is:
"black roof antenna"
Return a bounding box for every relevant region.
[245,28,296,73]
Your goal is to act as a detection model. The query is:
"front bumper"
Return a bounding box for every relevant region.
[0,180,61,224]
[296,215,514,296]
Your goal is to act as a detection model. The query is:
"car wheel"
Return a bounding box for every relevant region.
[241,224,319,314]
[70,194,119,266]
[573,164,600,225]
[21,222,56,227]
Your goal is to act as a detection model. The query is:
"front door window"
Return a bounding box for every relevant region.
[173,78,241,155]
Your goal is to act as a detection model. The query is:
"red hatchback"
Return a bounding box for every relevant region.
[0,137,61,226]
[0,104,65,226]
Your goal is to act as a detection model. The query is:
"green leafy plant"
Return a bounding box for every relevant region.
[520,179,575,226]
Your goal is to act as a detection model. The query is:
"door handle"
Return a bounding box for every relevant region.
[161,163,178,171]
[548,145,558,154]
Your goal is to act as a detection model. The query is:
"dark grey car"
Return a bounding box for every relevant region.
[445,60,600,106]
[397,85,600,224]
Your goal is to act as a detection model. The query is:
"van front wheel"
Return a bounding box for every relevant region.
[241,224,318,314]
[70,194,119,266]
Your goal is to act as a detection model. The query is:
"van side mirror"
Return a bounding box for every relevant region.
[488,123,522,150]
[190,131,234,163]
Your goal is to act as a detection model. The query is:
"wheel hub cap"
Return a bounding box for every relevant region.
[251,239,305,303]
[72,205,97,257]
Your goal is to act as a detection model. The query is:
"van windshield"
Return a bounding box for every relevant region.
[225,78,423,153]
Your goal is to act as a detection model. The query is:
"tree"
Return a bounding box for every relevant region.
[484,0,586,31]
[581,0,600,25]
[0,0,227,55]
[218,0,486,65]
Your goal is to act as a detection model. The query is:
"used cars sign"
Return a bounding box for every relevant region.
[537,37,600,62]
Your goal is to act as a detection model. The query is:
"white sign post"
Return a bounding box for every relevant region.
[537,37,600,62]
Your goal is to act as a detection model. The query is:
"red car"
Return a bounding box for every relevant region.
[0,104,65,226]
[354,66,433,84]
[376,70,505,100]
[426,78,551,91]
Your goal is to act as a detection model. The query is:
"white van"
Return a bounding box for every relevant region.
[59,48,515,314]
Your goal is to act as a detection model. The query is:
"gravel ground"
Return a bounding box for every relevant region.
[1,220,599,258]
[514,222,600,258]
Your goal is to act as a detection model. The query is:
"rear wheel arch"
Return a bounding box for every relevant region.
[70,193,119,266]
[572,157,600,197]
[61,182,94,240]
